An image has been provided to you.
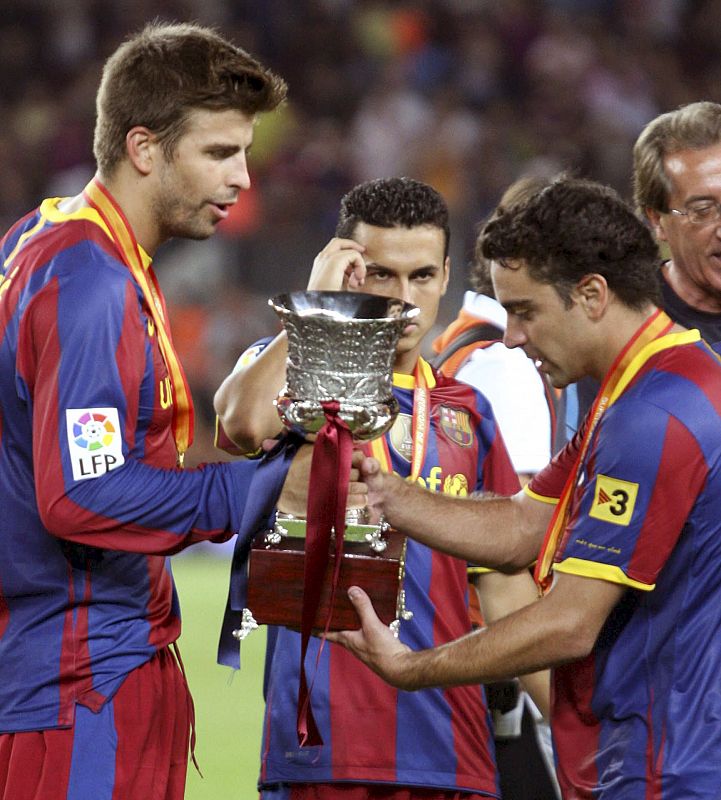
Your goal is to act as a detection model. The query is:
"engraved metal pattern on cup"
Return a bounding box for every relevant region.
[269,290,418,440]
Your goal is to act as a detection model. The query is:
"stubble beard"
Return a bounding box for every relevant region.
[153,192,215,243]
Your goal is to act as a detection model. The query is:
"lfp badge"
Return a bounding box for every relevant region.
[66,408,125,481]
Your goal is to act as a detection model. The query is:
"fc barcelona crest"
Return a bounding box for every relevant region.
[439,406,473,447]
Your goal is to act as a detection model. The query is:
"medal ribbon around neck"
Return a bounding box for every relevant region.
[366,357,432,481]
[83,178,194,463]
[533,309,674,592]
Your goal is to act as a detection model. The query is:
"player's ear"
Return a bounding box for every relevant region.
[645,207,668,243]
[126,127,157,176]
[441,256,450,296]
[573,273,608,320]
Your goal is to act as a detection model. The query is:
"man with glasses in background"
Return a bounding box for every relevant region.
[564,100,721,438]
[635,100,721,347]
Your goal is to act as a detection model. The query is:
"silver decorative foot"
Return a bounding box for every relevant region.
[232,608,258,641]
[389,589,414,637]
[265,528,283,546]
[365,527,388,553]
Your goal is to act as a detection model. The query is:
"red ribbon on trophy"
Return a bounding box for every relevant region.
[296,400,353,746]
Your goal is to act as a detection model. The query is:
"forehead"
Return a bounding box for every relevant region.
[178,107,256,146]
[352,222,445,269]
[491,259,544,302]
[491,259,569,315]
[664,142,721,200]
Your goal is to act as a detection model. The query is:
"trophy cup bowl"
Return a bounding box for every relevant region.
[270,290,419,441]
[240,291,418,636]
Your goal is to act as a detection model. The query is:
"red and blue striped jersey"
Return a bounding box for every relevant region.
[0,198,258,733]
[259,363,519,796]
[527,337,721,798]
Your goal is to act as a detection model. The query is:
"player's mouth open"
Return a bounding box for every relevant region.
[210,202,230,220]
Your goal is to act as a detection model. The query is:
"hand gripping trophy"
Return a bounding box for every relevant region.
[243,290,418,745]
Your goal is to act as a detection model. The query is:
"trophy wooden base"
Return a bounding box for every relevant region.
[246,526,406,630]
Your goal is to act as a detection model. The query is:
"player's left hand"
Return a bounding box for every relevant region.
[326,586,417,690]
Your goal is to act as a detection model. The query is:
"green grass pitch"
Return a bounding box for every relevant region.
[172,550,267,799]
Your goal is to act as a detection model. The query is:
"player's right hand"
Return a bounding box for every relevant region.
[307,237,367,292]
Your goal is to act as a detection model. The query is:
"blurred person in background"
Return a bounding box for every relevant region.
[0,21,308,800]
[215,176,548,800]
[636,100,721,346]
[433,176,559,475]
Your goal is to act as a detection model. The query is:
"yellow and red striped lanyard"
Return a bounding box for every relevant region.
[367,357,433,482]
[533,309,676,593]
[83,178,194,465]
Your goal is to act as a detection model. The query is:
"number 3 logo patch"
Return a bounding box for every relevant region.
[589,474,639,526]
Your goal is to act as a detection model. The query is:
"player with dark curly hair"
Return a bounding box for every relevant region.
[331,178,721,799]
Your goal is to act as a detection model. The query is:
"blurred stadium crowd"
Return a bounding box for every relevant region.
[2,0,720,462]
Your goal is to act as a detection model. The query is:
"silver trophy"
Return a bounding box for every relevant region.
[270,290,419,441]
[271,289,416,625]
[272,289,418,529]
[236,290,418,641]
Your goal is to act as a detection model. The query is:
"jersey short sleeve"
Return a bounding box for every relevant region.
[525,423,585,504]
[214,337,274,455]
[552,396,708,590]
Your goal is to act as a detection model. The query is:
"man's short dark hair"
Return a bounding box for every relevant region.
[480,178,662,309]
[94,22,287,178]
[336,177,450,259]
